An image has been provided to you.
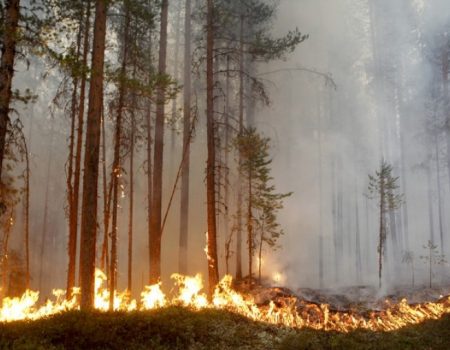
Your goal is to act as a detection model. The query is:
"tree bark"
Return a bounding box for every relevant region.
[67,0,91,300]
[435,134,445,253]
[426,159,435,245]
[100,111,111,274]
[223,55,231,274]
[146,99,153,281]
[149,0,169,283]
[235,14,245,281]
[109,6,131,310]
[0,0,20,182]
[178,0,191,275]
[206,0,219,294]
[128,86,136,292]
[378,172,385,289]
[79,0,108,310]
[23,135,30,289]
[258,225,264,285]
[170,0,182,154]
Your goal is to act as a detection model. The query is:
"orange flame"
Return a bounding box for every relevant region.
[1,268,449,332]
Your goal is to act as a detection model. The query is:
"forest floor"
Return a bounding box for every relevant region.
[0,307,449,350]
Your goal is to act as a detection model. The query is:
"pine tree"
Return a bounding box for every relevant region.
[205,0,219,294]
[149,0,169,284]
[236,128,291,286]
[178,0,192,275]
[79,0,108,310]
[367,160,403,288]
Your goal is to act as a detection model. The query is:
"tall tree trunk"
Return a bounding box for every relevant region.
[109,7,131,309]
[73,0,92,289]
[435,134,445,253]
[0,0,20,182]
[378,175,385,289]
[149,0,169,283]
[178,0,191,275]
[147,99,153,281]
[235,14,245,281]
[38,130,54,291]
[223,55,231,273]
[426,159,435,245]
[331,157,338,282]
[100,111,111,274]
[79,0,108,310]
[67,1,91,299]
[23,136,30,289]
[258,227,263,285]
[128,93,136,292]
[316,86,323,288]
[354,177,361,284]
[206,0,219,294]
[429,246,432,288]
[170,0,182,155]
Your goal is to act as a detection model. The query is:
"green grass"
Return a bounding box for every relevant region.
[0,307,449,349]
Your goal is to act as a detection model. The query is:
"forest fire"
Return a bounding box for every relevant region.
[1,269,449,333]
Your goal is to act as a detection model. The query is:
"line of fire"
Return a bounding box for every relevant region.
[0,0,450,348]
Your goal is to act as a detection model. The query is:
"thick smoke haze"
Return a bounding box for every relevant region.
[5,0,450,298]
[258,0,450,291]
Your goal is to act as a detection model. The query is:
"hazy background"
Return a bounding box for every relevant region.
[8,0,450,298]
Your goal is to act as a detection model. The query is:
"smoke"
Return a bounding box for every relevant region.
[256,0,450,291]
[5,0,450,299]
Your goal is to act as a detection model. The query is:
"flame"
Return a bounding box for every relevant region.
[141,283,166,309]
[1,268,450,333]
[171,274,208,309]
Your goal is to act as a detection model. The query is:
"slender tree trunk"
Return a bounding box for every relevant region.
[178,0,191,274]
[109,7,131,310]
[316,87,323,288]
[355,184,361,284]
[67,1,91,299]
[147,99,153,281]
[331,157,338,282]
[128,99,135,292]
[258,227,263,285]
[0,0,20,181]
[100,112,111,274]
[429,246,432,288]
[426,158,435,245]
[79,0,108,310]
[435,135,445,253]
[224,55,230,254]
[378,175,385,289]
[72,0,92,290]
[23,137,30,289]
[206,0,219,294]
[170,0,182,154]
[38,130,54,291]
[149,0,169,283]
[247,170,253,285]
[235,14,245,281]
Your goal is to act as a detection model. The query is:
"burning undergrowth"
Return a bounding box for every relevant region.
[1,269,450,333]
